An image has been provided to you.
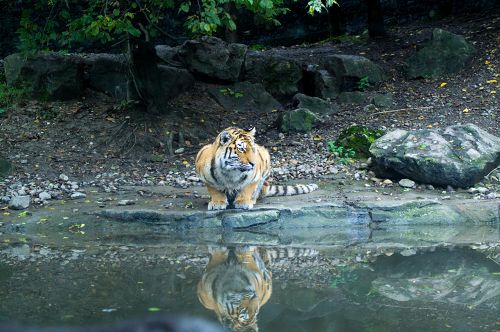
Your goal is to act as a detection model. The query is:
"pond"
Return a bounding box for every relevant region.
[0,240,499,332]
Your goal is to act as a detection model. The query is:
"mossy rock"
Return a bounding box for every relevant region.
[335,125,385,158]
[278,108,317,133]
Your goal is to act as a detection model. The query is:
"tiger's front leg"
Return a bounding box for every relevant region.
[234,182,258,210]
[206,185,228,210]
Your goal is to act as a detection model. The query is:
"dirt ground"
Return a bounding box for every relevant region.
[0,12,498,190]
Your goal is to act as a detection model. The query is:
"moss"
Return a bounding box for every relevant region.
[335,125,385,158]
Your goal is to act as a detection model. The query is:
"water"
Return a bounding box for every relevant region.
[0,244,498,332]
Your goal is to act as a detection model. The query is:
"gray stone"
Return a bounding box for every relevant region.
[84,53,136,101]
[399,179,416,188]
[8,195,30,210]
[221,210,280,228]
[178,37,247,82]
[371,93,394,108]
[292,93,338,116]
[4,52,84,100]
[208,81,282,113]
[117,200,135,206]
[338,91,369,104]
[59,174,69,181]
[38,191,51,201]
[157,65,195,100]
[370,124,500,187]
[155,45,180,65]
[303,64,340,99]
[70,192,87,200]
[277,108,318,133]
[323,54,385,90]
[244,53,302,97]
[407,29,475,79]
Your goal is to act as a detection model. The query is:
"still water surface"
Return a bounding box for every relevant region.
[0,245,499,332]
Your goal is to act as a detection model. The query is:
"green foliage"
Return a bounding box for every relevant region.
[249,44,266,51]
[16,0,342,53]
[357,76,371,92]
[0,83,26,108]
[220,87,243,98]
[334,125,385,159]
[327,141,355,164]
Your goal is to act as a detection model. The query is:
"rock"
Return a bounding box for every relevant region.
[292,93,338,116]
[382,179,393,185]
[70,192,87,200]
[303,64,340,99]
[157,65,195,100]
[59,174,69,181]
[117,200,135,206]
[370,124,500,187]
[208,81,282,113]
[322,54,385,90]
[0,156,11,179]
[83,53,136,101]
[406,28,475,79]
[38,191,51,201]
[174,148,185,154]
[277,108,318,133]
[178,36,247,82]
[155,45,180,65]
[371,93,394,108]
[338,91,369,104]
[476,187,489,194]
[399,179,416,188]
[4,52,84,100]
[334,125,385,158]
[244,53,302,97]
[8,195,30,210]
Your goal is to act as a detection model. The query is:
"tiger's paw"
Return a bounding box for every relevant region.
[208,201,228,210]
[234,200,254,210]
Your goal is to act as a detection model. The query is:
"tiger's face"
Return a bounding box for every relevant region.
[216,127,257,173]
[219,291,259,331]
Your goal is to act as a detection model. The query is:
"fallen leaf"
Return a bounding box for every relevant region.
[427,124,433,128]
[490,90,497,94]
[462,108,470,113]
[485,60,491,65]
[486,79,497,84]
[439,82,447,88]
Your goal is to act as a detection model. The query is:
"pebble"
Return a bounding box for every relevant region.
[399,179,416,188]
[382,179,393,185]
[38,191,51,201]
[70,192,87,200]
[476,187,489,194]
[59,174,69,181]
[8,195,31,210]
[485,192,497,199]
[117,200,135,206]
[174,148,185,154]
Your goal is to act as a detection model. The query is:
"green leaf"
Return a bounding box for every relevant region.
[148,307,161,312]
[113,8,120,17]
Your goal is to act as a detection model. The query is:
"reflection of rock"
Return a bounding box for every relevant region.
[198,246,272,331]
[371,250,500,306]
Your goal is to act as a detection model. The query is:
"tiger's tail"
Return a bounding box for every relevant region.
[261,183,318,197]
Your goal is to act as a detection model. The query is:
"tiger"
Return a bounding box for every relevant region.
[197,246,319,332]
[195,127,318,210]
[197,246,272,332]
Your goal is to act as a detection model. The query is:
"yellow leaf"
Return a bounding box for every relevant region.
[272,147,278,152]
[3,212,10,216]
[182,160,189,165]
[271,109,279,113]
[490,90,497,94]
[486,79,497,83]
[439,82,447,88]
[462,108,469,113]
[485,60,491,65]
[427,124,433,128]
[313,134,322,141]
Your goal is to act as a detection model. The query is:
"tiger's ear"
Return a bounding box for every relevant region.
[247,127,256,137]
[220,131,231,145]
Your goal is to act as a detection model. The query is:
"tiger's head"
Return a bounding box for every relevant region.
[215,127,257,173]
[217,289,260,331]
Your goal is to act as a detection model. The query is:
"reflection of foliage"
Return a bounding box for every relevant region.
[329,265,359,289]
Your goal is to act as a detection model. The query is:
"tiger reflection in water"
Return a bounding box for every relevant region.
[197,246,272,332]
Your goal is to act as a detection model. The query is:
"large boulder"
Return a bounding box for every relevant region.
[208,81,282,113]
[322,54,385,91]
[303,64,340,99]
[292,93,338,116]
[155,45,180,65]
[84,53,134,100]
[244,53,302,98]
[4,52,84,100]
[277,108,318,133]
[178,37,247,82]
[406,29,475,79]
[158,65,195,100]
[369,124,500,187]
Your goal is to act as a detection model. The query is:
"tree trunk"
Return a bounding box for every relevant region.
[327,3,344,37]
[366,0,386,38]
[224,2,238,43]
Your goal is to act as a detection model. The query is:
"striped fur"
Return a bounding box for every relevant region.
[195,127,318,210]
